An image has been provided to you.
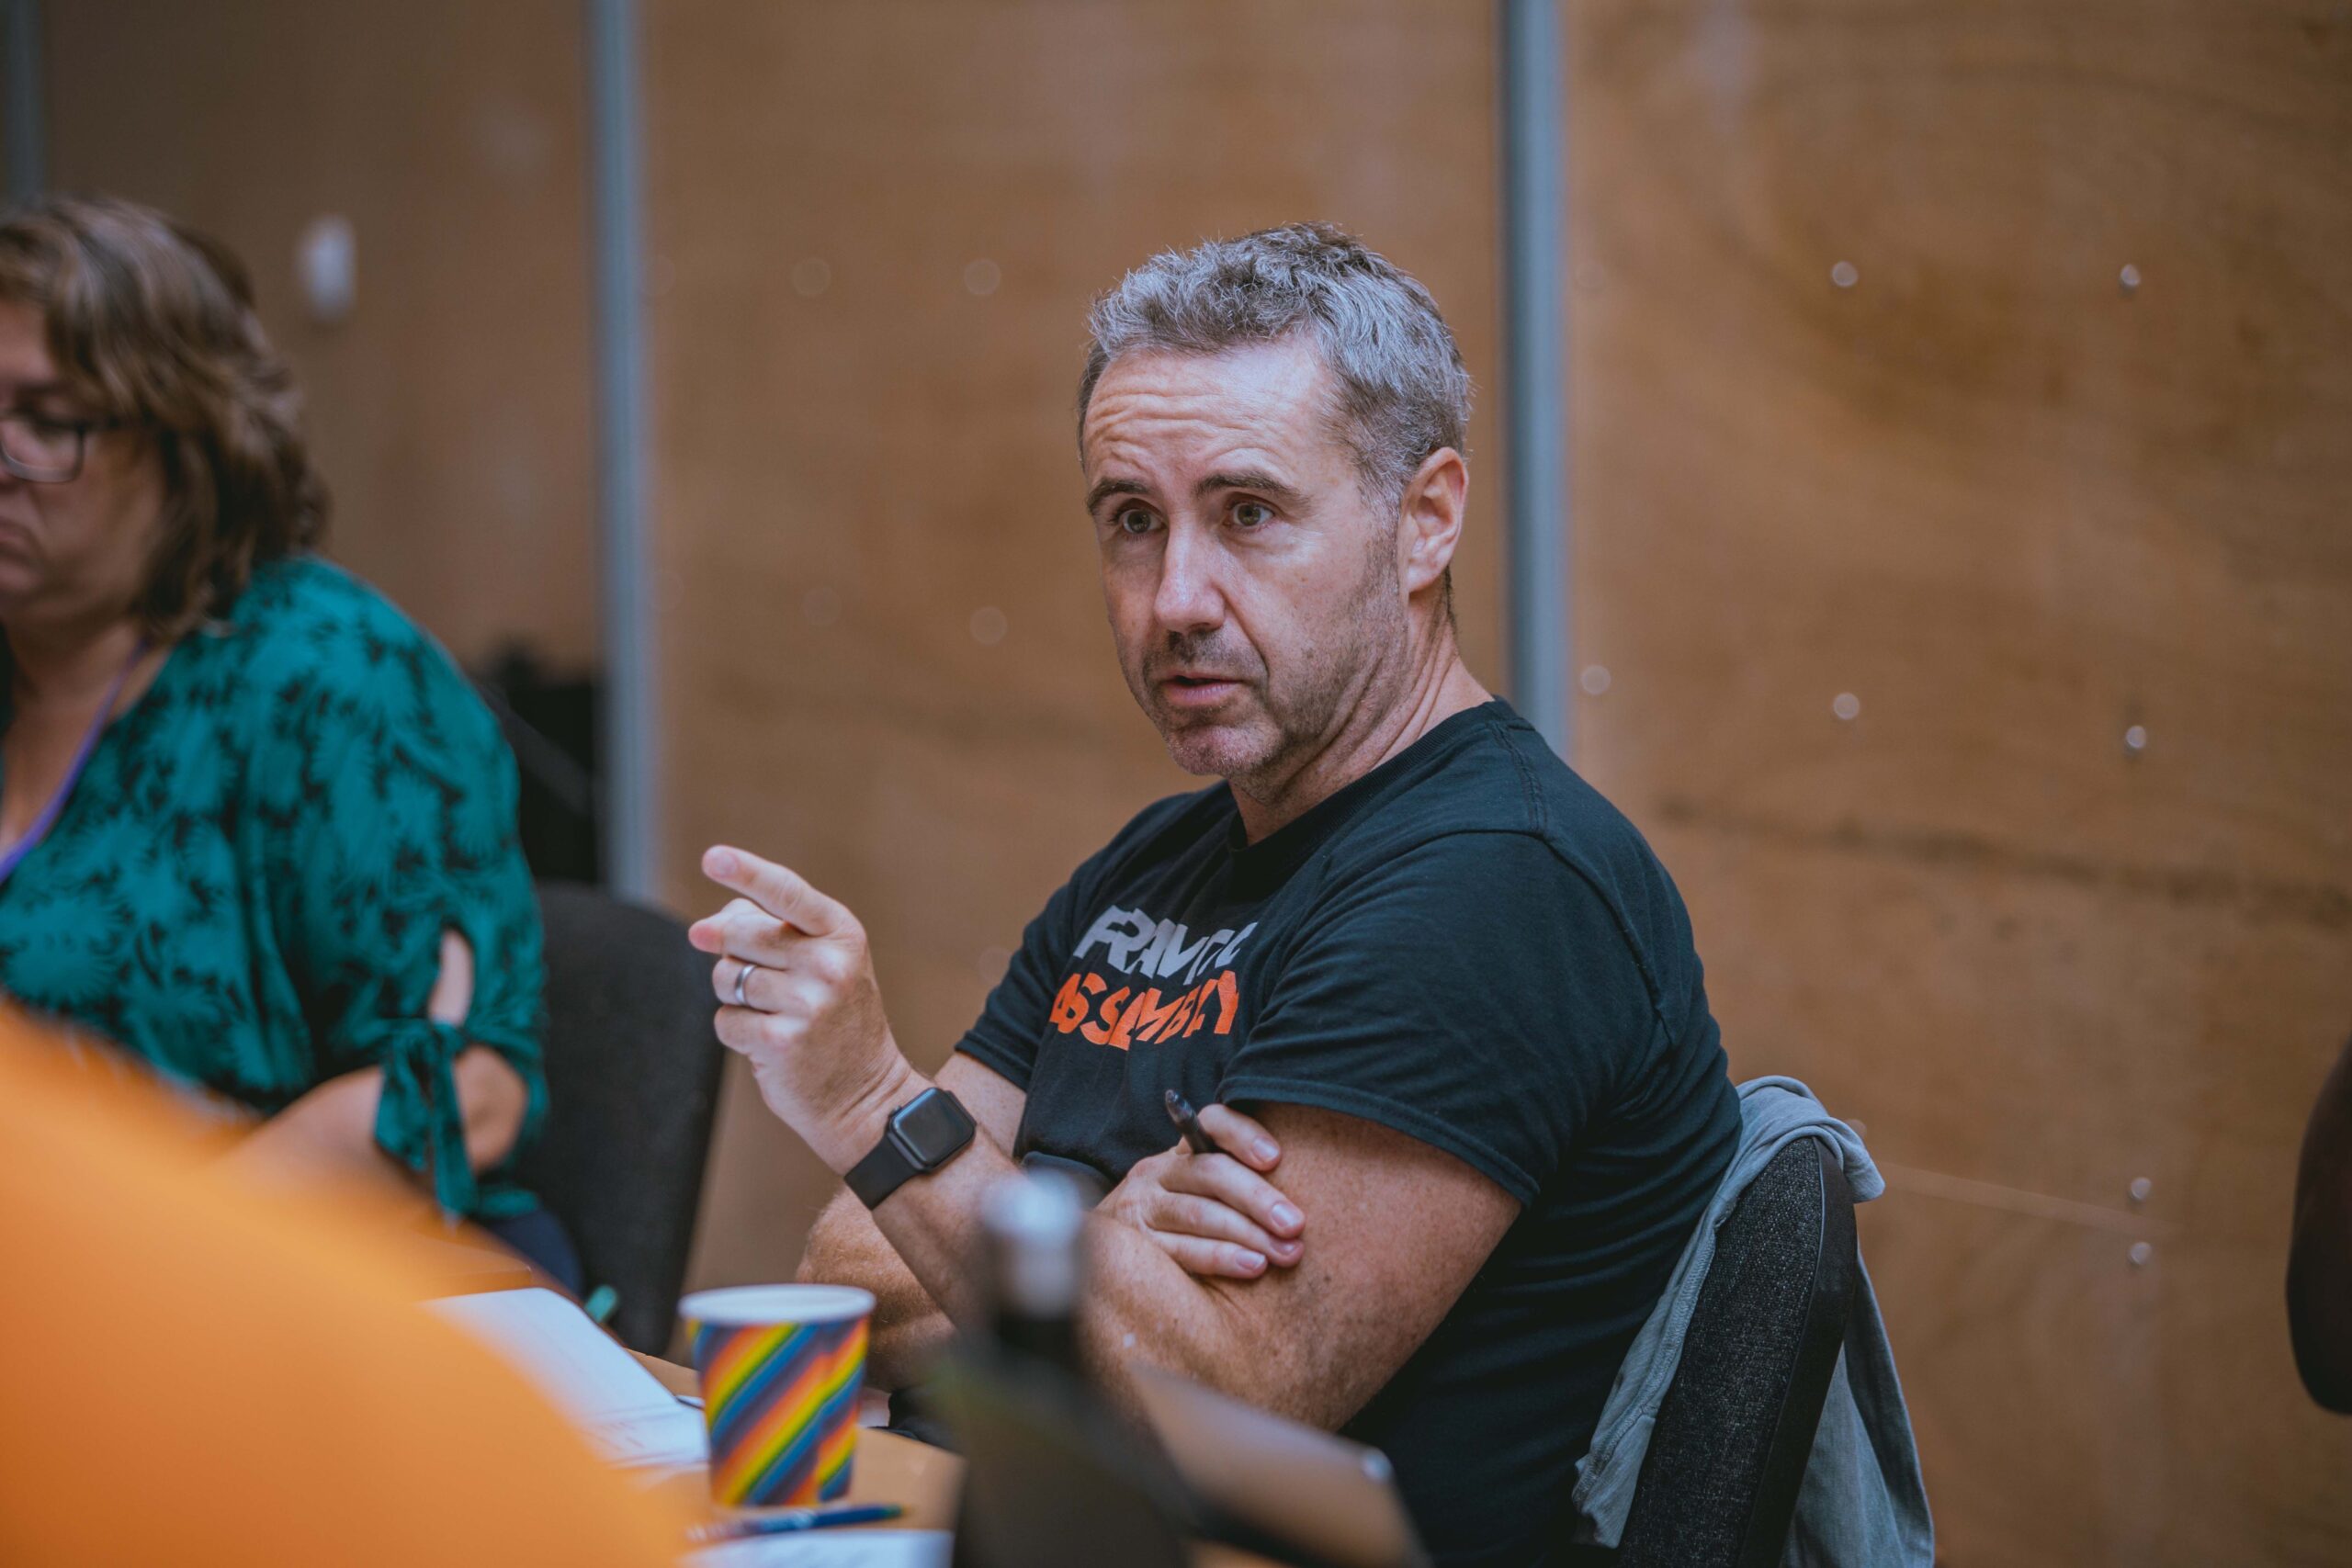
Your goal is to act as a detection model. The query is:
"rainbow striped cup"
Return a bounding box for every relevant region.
[680,1284,875,1509]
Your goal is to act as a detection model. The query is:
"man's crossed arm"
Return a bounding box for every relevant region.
[696,846,1521,1428]
[797,1054,1020,1390]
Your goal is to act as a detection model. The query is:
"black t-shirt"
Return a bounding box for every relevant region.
[956,700,1738,1567]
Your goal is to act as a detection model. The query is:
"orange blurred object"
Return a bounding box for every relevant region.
[0,1014,687,1567]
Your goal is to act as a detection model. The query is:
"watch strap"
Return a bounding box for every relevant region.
[846,1089,976,1210]
[845,1132,917,1210]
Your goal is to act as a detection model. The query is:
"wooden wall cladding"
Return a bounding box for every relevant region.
[40,0,598,670]
[1567,3,2352,1562]
[649,0,1507,1290]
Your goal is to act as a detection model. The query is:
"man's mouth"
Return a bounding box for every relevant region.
[1158,671,1247,708]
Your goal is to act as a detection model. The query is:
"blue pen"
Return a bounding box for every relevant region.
[687,1502,904,1543]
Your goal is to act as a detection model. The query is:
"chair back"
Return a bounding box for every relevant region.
[514,882,723,1353]
[1616,1138,1857,1568]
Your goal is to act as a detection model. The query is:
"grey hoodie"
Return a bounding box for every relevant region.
[1570,1076,1935,1567]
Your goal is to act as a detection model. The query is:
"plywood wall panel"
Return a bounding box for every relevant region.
[1676,829,2352,1552]
[1868,1189,2352,1566]
[654,0,1506,1289]
[1570,2,2352,1560]
[1570,0,2352,893]
[1655,827,2352,1232]
[1860,1194,2168,1567]
[41,0,597,669]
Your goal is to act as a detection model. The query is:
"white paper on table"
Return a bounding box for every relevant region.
[686,1531,954,1568]
[426,1287,708,1470]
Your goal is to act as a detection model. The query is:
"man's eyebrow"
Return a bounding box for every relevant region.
[1197,469,1306,508]
[2,381,70,404]
[1085,476,1151,513]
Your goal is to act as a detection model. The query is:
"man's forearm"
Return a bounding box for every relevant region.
[844,1071,1278,1419]
[799,1187,956,1389]
[788,1050,1041,1390]
[684,845,1360,1427]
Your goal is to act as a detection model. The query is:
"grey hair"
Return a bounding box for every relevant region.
[1077,222,1472,506]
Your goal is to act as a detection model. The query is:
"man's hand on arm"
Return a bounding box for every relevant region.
[693,844,1515,1430]
[1086,1101,1519,1427]
[1100,1101,1306,1280]
[801,1080,1308,1391]
[835,1089,1509,1429]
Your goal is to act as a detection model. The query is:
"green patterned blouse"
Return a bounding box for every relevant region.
[0,557,546,1218]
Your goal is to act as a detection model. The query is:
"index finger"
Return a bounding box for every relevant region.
[1198,1102,1281,1171]
[702,845,853,937]
[1163,1152,1303,1241]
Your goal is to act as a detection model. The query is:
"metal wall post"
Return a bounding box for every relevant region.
[1499,0,1572,760]
[5,0,47,203]
[585,0,659,899]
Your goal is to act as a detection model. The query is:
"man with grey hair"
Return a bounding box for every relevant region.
[693,222,1739,1564]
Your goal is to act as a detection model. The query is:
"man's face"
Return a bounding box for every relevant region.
[1080,338,1405,791]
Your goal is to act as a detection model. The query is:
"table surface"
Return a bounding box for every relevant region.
[410,1234,1267,1556]
[628,1351,1272,1566]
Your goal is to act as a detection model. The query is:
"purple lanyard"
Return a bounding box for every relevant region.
[0,640,149,886]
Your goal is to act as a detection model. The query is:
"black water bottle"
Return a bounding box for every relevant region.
[980,1170,1087,1373]
[947,1171,1189,1568]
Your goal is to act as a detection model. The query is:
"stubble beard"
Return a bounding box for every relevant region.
[1131,535,1406,799]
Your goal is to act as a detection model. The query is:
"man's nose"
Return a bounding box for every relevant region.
[1151,521,1226,634]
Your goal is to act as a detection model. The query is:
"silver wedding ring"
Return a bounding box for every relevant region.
[731,957,759,1009]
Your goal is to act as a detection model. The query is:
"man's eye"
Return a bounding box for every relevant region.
[1231,502,1272,529]
[1114,507,1158,536]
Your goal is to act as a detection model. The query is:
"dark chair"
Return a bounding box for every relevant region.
[1616,1138,1858,1568]
[513,882,724,1354]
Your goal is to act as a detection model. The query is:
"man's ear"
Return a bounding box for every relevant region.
[1396,447,1468,598]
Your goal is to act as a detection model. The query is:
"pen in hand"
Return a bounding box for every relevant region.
[1164,1089,1219,1155]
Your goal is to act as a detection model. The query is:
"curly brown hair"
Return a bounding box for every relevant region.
[0,193,329,640]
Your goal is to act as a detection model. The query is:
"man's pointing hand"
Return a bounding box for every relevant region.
[689,844,922,1172]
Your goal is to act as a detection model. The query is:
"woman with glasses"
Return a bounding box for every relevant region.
[0,194,574,1283]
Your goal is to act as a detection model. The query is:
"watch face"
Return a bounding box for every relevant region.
[893,1089,974,1164]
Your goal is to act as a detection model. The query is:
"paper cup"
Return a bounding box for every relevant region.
[680,1284,875,1508]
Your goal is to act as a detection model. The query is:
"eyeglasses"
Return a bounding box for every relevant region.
[0,411,132,484]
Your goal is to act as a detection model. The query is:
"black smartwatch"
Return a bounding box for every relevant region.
[846,1087,978,1210]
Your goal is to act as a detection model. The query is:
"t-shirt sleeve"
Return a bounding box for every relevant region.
[257,616,548,1218]
[953,872,1085,1093]
[1216,831,1659,1204]
[953,790,1212,1093]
